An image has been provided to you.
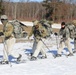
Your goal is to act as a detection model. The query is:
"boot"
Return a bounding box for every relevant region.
[30,56,37,61]
[54,54,62,58]
[41,55,47,59]
[0,61,9,64]
[67,53,73,56]
[73,50,76,53]
[17,54,22,62]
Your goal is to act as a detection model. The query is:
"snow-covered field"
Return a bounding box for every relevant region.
[0,21,33,26]
[0,22,76,75]
[0,20,61,28]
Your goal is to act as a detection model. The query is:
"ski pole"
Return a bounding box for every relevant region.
[54,33,59,49]
[55,36,58,49]
[40,38,55,57]
[40,39,50,51]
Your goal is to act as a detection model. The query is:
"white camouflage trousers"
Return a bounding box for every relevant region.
[32,38,46,57]
[31,39,37,54]
[58,38,73,54]
[3,37,20,61]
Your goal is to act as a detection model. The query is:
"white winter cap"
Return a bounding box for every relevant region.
[1,15,8,20]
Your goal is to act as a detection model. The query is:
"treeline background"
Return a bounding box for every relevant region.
[0,0,76,22]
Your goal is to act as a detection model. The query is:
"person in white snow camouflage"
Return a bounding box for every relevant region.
[0,15,22,64]
[55,22,73,57]
[28,20,49,60]
[71,20,76,53]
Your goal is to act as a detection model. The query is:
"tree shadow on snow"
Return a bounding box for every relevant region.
[47,47,74,55]
[0,55,3,60]
[70,41,74,44]
[47,50,57,55]
[0,55,17,63]
[24,49,32,55]
[64,48,74,51]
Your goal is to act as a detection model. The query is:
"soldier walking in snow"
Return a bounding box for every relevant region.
[71,20,76,53]
[0,15,22,64]
[55,22,73,57]
[28,20,50,60]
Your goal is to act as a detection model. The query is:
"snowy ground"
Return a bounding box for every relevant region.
[0,34,76,75]
[0,23,76,75]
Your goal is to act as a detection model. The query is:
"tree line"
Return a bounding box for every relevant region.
[0,0,76,22]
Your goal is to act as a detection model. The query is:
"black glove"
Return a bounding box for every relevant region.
[0,32,4,36]
[54,32,58,36]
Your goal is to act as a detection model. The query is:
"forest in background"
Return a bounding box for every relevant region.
[0,0,76,22]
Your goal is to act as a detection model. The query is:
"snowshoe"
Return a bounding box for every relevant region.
[17,54,22,62]
[0,61,9,65]
[53,54,62,58]
[15,59,26,64]
[30,56,37,61]
[66,53,73,57]
[73,51,76,53]
[40,56,47,59]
